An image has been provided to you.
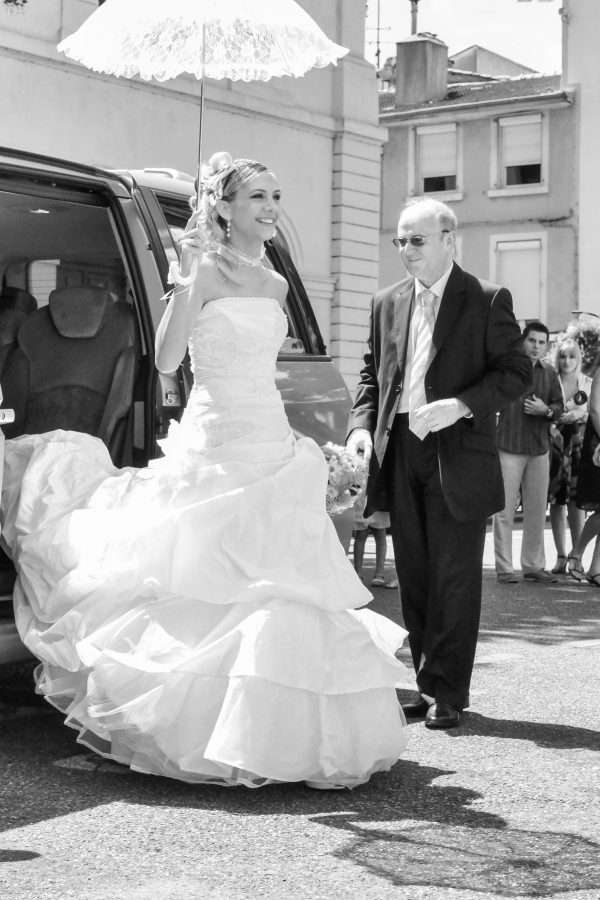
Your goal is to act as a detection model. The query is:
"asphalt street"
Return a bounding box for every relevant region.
[0,525,598,900]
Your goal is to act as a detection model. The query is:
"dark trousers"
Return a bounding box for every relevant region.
[387,414,486,710]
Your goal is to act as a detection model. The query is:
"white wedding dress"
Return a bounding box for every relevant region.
[1,297,410,787]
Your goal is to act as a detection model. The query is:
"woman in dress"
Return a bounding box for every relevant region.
[1,152,411,787]
[548,338,591,573]
[568,362,600,585]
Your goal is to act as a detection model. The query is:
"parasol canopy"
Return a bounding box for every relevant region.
[57,0,349,83]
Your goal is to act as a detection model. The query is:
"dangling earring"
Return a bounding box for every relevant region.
[226,220,231,240]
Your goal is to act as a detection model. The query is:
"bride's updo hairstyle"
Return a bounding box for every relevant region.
[196,151,268,244]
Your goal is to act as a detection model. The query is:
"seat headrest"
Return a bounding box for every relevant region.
[0,286,37,316]
[48,287,112,339]
[0,308,27,346]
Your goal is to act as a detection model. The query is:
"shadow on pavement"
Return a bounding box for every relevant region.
[477,573,600,648]
[1,707,600,897]
[368,566,600,648]
[452,710,600,752]
[310,810,600,897]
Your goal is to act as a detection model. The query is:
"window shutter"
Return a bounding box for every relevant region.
[418,129,457,178]
[496,239,543,321]
[501,118,542,166]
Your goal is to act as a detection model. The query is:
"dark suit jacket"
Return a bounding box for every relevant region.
[348,262,531,522]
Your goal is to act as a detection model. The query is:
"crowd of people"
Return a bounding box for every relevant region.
[493,317,600,586]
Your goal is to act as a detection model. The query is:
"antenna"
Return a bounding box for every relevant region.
[410,0,421,35]
[365,0,391,68]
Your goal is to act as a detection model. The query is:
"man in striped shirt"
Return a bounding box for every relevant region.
[494,321,563,583]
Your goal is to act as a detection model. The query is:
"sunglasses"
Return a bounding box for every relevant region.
[392,229,450,249]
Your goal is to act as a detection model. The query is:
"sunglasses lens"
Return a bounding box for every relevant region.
[394,236,428,248]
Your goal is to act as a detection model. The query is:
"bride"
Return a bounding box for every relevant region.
[1,152,411,789]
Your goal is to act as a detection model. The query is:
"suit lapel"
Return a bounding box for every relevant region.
[432,262,466,356]
[393,282,415,372]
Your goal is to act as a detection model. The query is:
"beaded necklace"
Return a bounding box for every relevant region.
[225,243,267,269]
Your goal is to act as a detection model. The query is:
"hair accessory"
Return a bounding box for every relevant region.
[167,260,195,287]
[200,151,234,206]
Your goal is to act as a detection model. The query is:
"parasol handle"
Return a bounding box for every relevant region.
[195,22,206,211]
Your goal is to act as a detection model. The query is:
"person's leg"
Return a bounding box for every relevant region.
[389,416,484,710]
[493,451,526,575]
[571,511,600,568]
[372,527,387,580]
[421,475,486,710]
[520,452,550,574]
[586,531,600,582]
[388,417,431,691]
[566,502,586,551]
[549,503,567,565]
[352,528,368,578]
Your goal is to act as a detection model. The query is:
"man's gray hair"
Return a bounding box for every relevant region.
[401,196,458,232]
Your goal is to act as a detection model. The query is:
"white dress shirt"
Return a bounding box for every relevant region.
[398,264,454,414]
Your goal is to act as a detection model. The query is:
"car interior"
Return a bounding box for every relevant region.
[0,188,147,460]
[0,185,149,602]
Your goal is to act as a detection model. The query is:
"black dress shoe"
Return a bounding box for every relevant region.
[401,697,431,718]
[425,701,460,729]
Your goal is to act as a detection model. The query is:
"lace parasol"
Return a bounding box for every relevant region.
[58,0,348,203]
[57,0,349,83]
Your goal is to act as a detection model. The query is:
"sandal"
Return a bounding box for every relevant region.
[552,555,568,575]
[384,579,399,589]
[371,575,386,587]
[586,572,600,587]
[567,554,585,581]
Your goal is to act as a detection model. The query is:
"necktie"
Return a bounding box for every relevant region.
[408,289,436,439]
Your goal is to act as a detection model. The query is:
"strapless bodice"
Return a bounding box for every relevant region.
[189,297,287,393]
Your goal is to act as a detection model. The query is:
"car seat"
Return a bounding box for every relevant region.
[1,286,138,464]
[0,286,37,379]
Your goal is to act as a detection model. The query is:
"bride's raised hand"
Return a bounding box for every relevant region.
[177,210,206,280]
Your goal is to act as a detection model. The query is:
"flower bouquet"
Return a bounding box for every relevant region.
[321,442,368,517]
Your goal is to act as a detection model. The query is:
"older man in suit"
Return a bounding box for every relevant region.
[347,197,530,729]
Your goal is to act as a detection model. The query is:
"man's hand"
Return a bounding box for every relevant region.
[412,398,471,434]
[523,394,550,417]
[346,428,373,466]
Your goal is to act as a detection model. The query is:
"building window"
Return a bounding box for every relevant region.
[413,124,460,195]
[490,114,548,196]
[490,234,546,323]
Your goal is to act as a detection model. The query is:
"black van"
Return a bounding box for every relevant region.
[0,147,354,661]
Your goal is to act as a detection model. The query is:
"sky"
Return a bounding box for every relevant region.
[364,0,563,75]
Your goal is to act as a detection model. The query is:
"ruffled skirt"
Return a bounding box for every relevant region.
[2,404,411,787]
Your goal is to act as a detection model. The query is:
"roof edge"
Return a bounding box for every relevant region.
[380,89,574,120]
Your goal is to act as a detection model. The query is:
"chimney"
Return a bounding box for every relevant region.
[395,33,448,104]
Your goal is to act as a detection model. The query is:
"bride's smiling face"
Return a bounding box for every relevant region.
[224,172,281,245]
